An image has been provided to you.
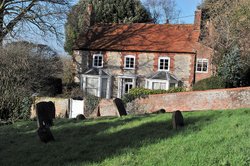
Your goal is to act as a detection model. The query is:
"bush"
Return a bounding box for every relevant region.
[193,76,225,91]
[122,87,186,104]
[0,42,62,123]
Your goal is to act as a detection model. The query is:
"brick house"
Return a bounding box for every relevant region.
[72,10,213,99]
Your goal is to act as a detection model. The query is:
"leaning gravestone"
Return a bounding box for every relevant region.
[36,101,56,143]
[37,126,55,143]
[172,110,184,130]
[36,101,55,127]
[113,98,127,117]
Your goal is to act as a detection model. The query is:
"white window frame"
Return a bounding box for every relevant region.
[145,79,178,91]
[196,58,208,73]
[81,74,112,99]
[124,55,135,69]
[158,57,170,71]
[145,79,169,90]
[92,54,103,68]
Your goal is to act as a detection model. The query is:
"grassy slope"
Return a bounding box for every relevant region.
[0,109,250,166]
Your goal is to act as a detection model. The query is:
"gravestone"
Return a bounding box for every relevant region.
[36,101,55,127]
[37,126,55,143]
[113,98,127,117]
[76,114,86,120]
[97,106,101,117]
[172,110,184,129]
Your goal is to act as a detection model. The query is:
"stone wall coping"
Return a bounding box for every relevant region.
[147,86,250,97]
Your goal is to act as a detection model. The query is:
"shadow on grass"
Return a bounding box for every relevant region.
[0,113,217,166]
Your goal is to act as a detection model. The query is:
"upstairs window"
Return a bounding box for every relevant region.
[196,59,208,73]
[158,57,170,71]
[93,54,103,68]
[124,55,135,69]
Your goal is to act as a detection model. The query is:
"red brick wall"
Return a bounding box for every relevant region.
[132,87,250,113]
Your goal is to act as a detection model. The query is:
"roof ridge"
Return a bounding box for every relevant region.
[94,23,194,26]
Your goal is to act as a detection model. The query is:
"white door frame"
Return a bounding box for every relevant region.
[117,75,136,98]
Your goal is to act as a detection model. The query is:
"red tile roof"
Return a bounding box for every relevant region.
[74,23,200,53]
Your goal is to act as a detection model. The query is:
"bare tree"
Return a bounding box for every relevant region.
[200,0,250,87]
[143,0,180,23]
[0,41,62,123]
[0,0,71,45]
[201,0,250,64]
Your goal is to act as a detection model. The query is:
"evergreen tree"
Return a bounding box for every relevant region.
[218,45,244,88]
[64,0,152,54]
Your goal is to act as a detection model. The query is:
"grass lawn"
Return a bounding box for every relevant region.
[0,109,250,166]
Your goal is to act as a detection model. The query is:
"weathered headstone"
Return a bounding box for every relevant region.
[36,101,55,127]
[37,126,55,143]
[97,106,101,117]
[113,98,127,117]
[76,114,86,120]
[172,110,184,129]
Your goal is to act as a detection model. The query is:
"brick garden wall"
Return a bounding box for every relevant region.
[129,87,250,113]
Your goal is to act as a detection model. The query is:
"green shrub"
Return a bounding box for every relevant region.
[122,87,186,104]
[167,87,186,93]
[193,76,226,91]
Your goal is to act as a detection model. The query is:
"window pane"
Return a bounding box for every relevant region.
[160,83,166,89]
[203,62,208,71]
[124,78,133,83]
[153,82,160,90]
[164,63,168,70]
[170,83,176,88]
[126,59,130,63]
[126,63,130,68]
[197,62,202,71]
[125,84,129,93]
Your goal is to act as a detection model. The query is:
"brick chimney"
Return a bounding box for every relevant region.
[194,10,202,30]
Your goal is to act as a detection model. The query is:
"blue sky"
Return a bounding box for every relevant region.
[53,0,202,54]
[176,0,202,23]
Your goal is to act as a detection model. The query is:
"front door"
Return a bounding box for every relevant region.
[121,78,134,97]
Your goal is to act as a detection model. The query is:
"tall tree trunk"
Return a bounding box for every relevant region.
[0,1,4,46]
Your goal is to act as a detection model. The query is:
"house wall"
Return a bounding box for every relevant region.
[75,48,213,97]
[73,50,91,82]
[100,51,196,97]
[195,43,214,82]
